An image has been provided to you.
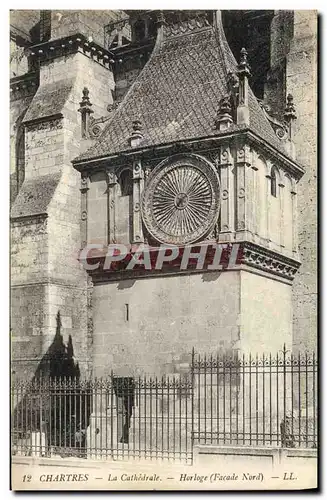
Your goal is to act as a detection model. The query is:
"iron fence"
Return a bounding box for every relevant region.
[11,346,317,464]
[192,346,318,449]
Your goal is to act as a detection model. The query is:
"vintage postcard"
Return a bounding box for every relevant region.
[10,9,318,491]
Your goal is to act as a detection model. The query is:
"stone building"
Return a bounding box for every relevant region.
[10,10,317,380]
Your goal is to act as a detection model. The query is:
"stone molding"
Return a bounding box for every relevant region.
[73,130,305,181]
[241,241,300,281]
[10,212,48,224]
[26,33,114,69]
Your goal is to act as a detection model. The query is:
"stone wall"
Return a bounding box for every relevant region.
[11,12,116,379]
[92,271,240,378]
[240,270,293,354]
[265,11,317,352]
[286,11,317,352]
[10,91,37,204]
[50,10,123,47]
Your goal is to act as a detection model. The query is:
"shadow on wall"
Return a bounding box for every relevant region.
[12,311,92,456]
[35,311,80,379]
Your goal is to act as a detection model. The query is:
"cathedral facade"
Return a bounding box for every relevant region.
[10,10,317,380]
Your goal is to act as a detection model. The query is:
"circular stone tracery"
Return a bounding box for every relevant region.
[141,155,220,245]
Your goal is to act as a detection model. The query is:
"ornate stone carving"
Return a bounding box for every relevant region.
[258,99,289,141]
[164,11,211,39]
[143,165,152,182]
[215,95,233,130]
[107,171,117,186]
[27,33,112,69]
[88,102,119,139]
[80,174,89,191]
[284,94,297,123]
[129,119,144,147]
[78,87,94,138]
[141,154,220,245]
[236,48,251,125]
[242,243,300,281]
[284,94,297,142]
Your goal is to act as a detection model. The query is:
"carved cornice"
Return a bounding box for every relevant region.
[82,240,300,285]
[74,129,305,181]
[241,242,300,281]
[11,212,48,224]
[10,72,39,101]
[26,33,114,69]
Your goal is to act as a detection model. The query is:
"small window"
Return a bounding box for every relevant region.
[120,169,133,196]
[271,167,277,197]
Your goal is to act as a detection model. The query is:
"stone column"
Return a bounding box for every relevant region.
[132,159,144,244]
[107,171,118,244]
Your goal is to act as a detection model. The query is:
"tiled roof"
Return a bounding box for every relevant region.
[75,15,284,163]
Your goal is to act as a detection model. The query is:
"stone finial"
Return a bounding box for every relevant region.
[79,87,93,110]
[284,94,297,124]
[227,71,239,92]
[156,10,166,25]
[132,119,142,134]
[78,87,94,138]
[238,48,251,76]
[236,48,251,126]
[215,95,233,131]
[129,118,144,147]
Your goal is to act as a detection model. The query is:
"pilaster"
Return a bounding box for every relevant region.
[132,159,145,244]
[279,174,286,248]
[235,143,251,239]
[291,184,298,257]
[107,171,118,244]
[218,146,234,240]
[250,161,258,235]
[80,173,89,248]
[265,161,272,245]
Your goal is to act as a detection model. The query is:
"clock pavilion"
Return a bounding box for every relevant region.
[72,10,304,378]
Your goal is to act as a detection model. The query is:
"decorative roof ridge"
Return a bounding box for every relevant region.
[212,11,236,78]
